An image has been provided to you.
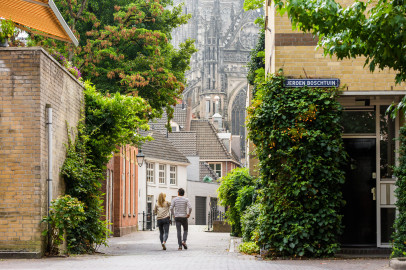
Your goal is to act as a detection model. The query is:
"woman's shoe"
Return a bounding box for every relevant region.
[182,241,188,250]
[162,243,166,250]
[178,246,182,250]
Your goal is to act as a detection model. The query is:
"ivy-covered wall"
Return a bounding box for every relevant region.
[247,73,347,257]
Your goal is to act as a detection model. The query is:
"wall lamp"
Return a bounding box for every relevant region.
[136,149,145,167]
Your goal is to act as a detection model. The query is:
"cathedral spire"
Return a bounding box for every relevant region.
[214,0,221,18]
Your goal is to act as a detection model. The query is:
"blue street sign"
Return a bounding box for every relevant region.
[283,79,340,88]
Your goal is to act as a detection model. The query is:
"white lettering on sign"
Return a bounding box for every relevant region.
[283,79,340,88]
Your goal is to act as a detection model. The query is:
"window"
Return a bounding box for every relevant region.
[147,162,154,183]
[170,166,177,185]
[159,164,166,184]
[209,163,222,177]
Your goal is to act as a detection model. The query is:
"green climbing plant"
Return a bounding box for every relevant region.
[247,72,347,257]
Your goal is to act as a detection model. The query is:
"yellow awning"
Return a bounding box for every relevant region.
[0,0,78,46]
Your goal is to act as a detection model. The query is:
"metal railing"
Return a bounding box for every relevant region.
[138,211,156,231]
[207,208,226,231]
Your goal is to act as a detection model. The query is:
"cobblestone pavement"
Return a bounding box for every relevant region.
[0,226,391,270]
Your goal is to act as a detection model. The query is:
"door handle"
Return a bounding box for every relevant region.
[371,187,376,201]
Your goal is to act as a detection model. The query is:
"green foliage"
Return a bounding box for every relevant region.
[218,168,254,236]
[0,19,18,43]
[244,0,265,11]
[247,72,346,257]
[241,203,261,243]
[273,0,406,84]
[239,241,260,255]
[61,119,110,254]
[42,195,86,255]
[392,126,406,258]
[31,0,196,125]
[247,29,265,91]
[236,186,256,216]
[83,81,151,169]
[60,81,150,253]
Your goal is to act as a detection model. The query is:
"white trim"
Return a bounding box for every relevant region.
[144,157,190,166]
[48,0,79,46]
[376,105,381,247]
[21,0,48,7]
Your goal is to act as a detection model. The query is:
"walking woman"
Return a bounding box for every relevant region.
[154,193,171,250]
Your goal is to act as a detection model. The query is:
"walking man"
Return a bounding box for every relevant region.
[170,188,192,250]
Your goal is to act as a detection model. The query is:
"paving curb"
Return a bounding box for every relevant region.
[0,251,41,259]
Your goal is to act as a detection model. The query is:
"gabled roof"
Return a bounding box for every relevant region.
[190,120,239,164]
[167,132,197,156]
[0,0,78,46]
[149,104,187,133]
[140,131,190,165]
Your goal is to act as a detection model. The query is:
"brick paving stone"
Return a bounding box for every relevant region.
[0,225,391,270]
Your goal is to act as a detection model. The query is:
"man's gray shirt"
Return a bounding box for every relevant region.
[170,196,192,218]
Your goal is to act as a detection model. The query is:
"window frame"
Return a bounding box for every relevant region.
[146,162,155,184]
[170,165,177,185]
[209,163,222,177]
[158,164,166,185]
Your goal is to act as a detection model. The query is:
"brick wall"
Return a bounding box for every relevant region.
[267,1,406,90]
[0,47,83,256]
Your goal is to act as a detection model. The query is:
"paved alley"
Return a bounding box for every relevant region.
[0,226,391,270]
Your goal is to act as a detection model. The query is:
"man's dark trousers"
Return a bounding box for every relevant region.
[175,217,188,247]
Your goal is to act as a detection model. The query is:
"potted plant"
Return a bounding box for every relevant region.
[0,19,16,47]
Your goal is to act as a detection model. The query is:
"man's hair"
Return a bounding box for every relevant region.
[178,188,185,196]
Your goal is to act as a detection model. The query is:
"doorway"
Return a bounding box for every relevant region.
[342,138,376,246]
[195,196,207,225]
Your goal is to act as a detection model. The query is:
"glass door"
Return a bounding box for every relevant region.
[378,105,397,247]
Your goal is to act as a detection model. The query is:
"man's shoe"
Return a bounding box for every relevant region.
[182,241,188,250]
[162,243,166,250]
[178,246,182,250]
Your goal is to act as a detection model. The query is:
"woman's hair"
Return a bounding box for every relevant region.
[157,193,166,207]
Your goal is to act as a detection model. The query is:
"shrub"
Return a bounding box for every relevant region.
[239,242,260,255]
[218,168,254,236]
[241,203,261,242]
[42,195,86,255]
[247,72,346,257]
[392,126,406,258]
[236,186,256,215]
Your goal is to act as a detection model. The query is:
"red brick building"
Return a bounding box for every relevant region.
[104,145,139,237]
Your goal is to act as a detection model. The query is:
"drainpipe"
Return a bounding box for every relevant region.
[46,104,53,214]
[46,104,52,251]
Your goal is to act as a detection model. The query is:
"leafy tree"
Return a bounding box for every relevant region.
[272,0,406,84]
[247,72,347,257]
[31,0,196,121]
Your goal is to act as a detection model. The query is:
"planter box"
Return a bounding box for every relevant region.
[390,258,406,269]
[212,221,231,232]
